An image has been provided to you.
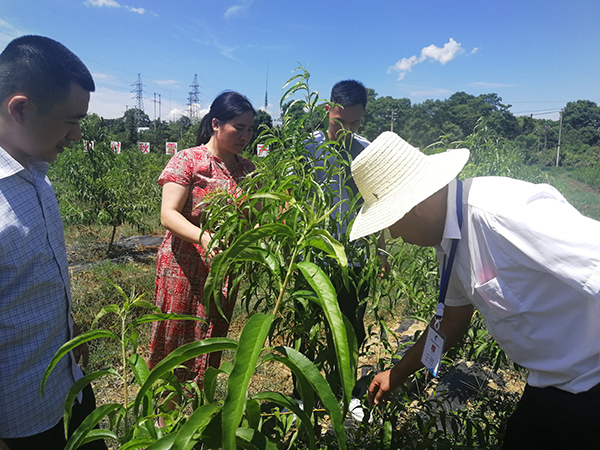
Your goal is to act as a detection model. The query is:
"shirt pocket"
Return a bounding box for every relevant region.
[474,276,523,320]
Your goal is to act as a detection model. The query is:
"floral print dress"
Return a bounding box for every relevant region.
[147,146,255,384]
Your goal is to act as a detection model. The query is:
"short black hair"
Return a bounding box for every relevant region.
[0,35,95,112]
[330,79,367,109]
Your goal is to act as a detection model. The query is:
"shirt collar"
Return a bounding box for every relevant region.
[0,145,49,181]
[439,179,461,254]
[0,145,26,180]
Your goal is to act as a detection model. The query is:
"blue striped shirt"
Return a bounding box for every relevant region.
[0,146,82,438]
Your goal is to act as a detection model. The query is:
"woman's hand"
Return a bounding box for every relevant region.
[200,231,222,262]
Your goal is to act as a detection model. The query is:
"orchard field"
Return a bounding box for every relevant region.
[48,69,600,449]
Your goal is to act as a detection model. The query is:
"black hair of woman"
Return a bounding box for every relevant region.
[196,91,255,146]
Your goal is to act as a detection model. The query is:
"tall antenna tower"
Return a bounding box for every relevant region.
[264,63,269,110]
[131,73,145,126]
[187,74,201,121]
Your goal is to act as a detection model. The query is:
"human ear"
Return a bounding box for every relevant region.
[7,95,30,125]
[211,117,220,132]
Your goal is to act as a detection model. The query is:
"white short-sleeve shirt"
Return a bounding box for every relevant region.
[439,177,600,393]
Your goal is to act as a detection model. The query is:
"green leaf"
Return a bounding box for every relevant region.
[235,428,279,450]
[129,353,150,386]
[130,299,160,312]
[78,428,118,447]
[61,369,119,436]
[64,403,123,450]
[144,433,177,450]
[252,391,316,450]
[203,362,233,403]
[222,313,273,450]
[381,419,393,449]
[130,312,206,328]
[119,437,159,450]
[251,192,295,204]
[244,399,261,429]
[91,304,121,328]
[297,261,355,409]
[205,223,295,305]
[302,228,349,288]
[135,338,237,411]
[305,228,348,265]
[266,346,347,449]
[172,403,222,450]
[41,329,117,395]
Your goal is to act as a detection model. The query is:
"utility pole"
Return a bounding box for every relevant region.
[556,109,563,167]
[152,93,162,122]
[153,93,157,123]
[389,109,396,132]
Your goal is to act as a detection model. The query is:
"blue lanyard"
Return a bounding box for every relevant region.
[434,180,463,328]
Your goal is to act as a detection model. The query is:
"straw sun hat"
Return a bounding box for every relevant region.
[349,131,470,241]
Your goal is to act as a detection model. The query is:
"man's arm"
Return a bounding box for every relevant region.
[368,304,474,405]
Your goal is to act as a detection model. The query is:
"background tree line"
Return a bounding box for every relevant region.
[86,90,599,171]
[92,108,274,154]
[285,91,600,169]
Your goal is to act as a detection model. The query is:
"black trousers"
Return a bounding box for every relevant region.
[2,383,107,450]
[501,382,600,449]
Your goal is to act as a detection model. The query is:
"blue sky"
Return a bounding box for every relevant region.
[1,0,599,122]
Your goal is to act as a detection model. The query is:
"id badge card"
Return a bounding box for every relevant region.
[421,325,446,377]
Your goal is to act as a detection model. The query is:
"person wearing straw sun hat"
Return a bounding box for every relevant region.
[352,131,600,448]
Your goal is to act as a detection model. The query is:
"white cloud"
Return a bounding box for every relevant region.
[126,7,146,14]
[225,0,253,19]
[85,0,149,15]
[259,102,280,119]
[85,0,121,7]
[88,86,131,118]
[470,81,518,88]
[155,79,179,86]
[167,107,187,121]
[388,38,466,80]
[0,18,28,47]
[421,38,463,64]
[91,72,116,81]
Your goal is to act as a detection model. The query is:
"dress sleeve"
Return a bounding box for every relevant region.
[158,149,196,186]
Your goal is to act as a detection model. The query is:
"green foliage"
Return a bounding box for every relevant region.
[42,281,207,449]
[49,64,587,449]
[50,116,169,254]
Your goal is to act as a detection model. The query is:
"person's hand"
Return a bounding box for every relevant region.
[379,254,390,278]
[368,366,406,406]
[72,321,89,367]
[200,231,222,262]
[368,369,393,406]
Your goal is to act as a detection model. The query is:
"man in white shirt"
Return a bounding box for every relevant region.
[0,35,106,450]
[349,131,600,449]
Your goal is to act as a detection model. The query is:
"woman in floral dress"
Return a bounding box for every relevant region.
[148,91,255,385]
